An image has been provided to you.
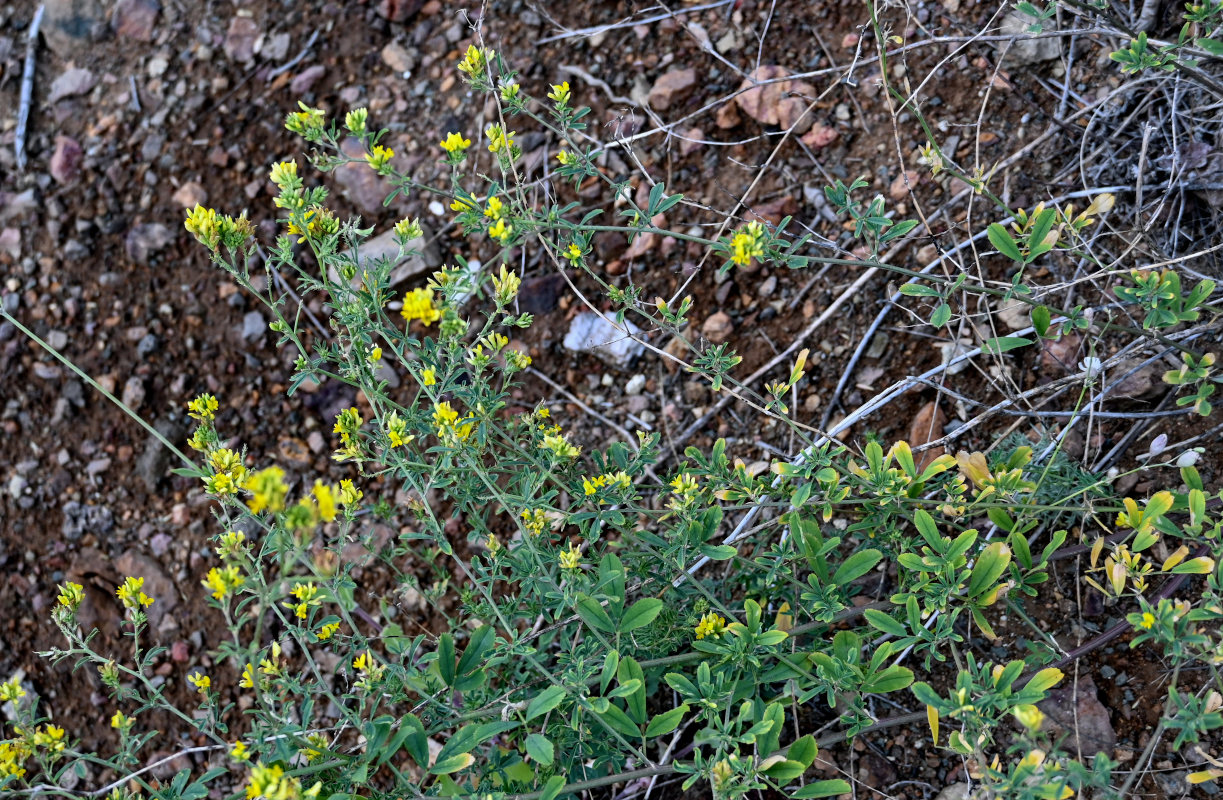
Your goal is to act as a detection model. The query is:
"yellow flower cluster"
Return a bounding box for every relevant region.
[582,471,632,497]
[116,577,154,612]
[491,265,520,305]
[352,651,386,690]
[488,218,513,244]
[484,196,504,220]
[694,611,726,640]
[421,367,437,386]
[187,393,219,422]
[316,620,340,641]
[32,724,66,752]
[400,287,441,326]
[0,739,29,778]
[556,150,575,166]
[393,216,423,241]
[0,678,26,704]
[246,761,322,800]
[457,45,494,81]
[216,530,246,559]
[269,160,299,191]
[203,565,244,600]
[184,205,254,252]
[728,221,766,267]
[111,711,133,732]
[285,583,322,620]
[565,242,584,265]
[547,81,571,106]
[345,107,368,136]
[333,407,363,462]
[521,508,548,537]
[668,472,700,509]
[365,144,394,171]
[206,448,248,495]
[339,479,363,507]
[244,466,288,514]
[286,206,339,244]
[188,672,210,695]
[558,541,583,570]
[284,101,326,138]
[386,411,413,448]
[432,401,474,442]
[540,432,580,460]
[486,124,515,155]
[57,581,84,613]
[439,132,471,154]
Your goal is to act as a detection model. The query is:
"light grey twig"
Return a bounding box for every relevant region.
[15,4,45,172]
[266,30,320,80]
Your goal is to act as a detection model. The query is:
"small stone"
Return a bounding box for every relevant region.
[866,332,889,359]
[563,311,645,368]
[34,362,63,380]
[125,223,174,264]
[307,430,326,454]
[122,376,146,409]
[49,136,84,184]
[625,374,647,396]
[0,228,18,260]
[42,0,106,57]
[171,181,207,208]
[48,67,97,103]
[1037,675,1116,758]
[61,502,114,540]
[111,0,159,41]
[376,0,423,21]
[758,275,777,298]
[935,784,970,800]
[291,64,326,95]
[224,16,261,63]
[263,32,291,61]
[334,138,394,215]
[736,65,817,127]
[648,68,697,111]
[715,101,741,129]
[137,333,158,356]
[47,330,69,350]
[679,127,705,156]
[997,9,1061,65]
[150,532,173,557]
[702,311,734,344]
[7,475,26,498]
[835,103,851,121]
[802,123,841,148]
[86,457,111,476]
[381,41,415,73]
[242,310,266,342]
[170,640,189,662]
[889,170,920,201]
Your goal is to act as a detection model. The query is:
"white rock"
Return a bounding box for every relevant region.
[563,312,645,368]
[625,374,647,395]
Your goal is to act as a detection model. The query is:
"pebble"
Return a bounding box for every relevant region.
[242,310,266,342]
[307,430,326,454]
[224,16,261,63]
[381,41,415,73]
[625,374,647,396]
[34,363,63,380]
[150,532,173,557]
[60,501,114,540]
[86,457,111,476]
[47,330,69,350]
[137,333,159,356]
[428,200,445,216]
[563,311,645,368]
[291,65,326,95]
[48,68,97,103]
[49,136,84,184]
[701,311,734,344]
[758,275,777,298]
[7,475,26,498]
[648,68,697,110]
[124,223,174,264]
[111,0,159,41]
[122,375,146,408]
[263,32,291,61]
[171,181,208,208]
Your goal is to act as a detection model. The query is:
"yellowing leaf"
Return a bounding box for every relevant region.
[955,451,991,489]
[926,705,939,745]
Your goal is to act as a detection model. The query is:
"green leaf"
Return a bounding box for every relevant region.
[862,665,914,693]
[910,681,942,707]
[699,544,737,560]
[900,284,941,297]
[607,679,643,699]
[429,752,474,775]
[539,775,566,800]
[456,625,495,677]
[525,686,567,722]
[968,542,1012,599]
[575,593,617,633]
[930,302,952,329]
[596,702,641,738]
[438,633,456,687]
[761,759,807,780]
[987,223,1023,262]
[1196,37,1223,57]
[525,733,554,766]
[1031,305,1051,337]
[787,734,817,768]
[984,335,1034,354]
[644,703,689,737]
[863,608,908,637]
[832,548,881,585]
[619,598,663,632]
[791,780,853,798]
[399,714,428,767]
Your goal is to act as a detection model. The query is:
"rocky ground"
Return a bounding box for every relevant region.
[2,0,1222,796]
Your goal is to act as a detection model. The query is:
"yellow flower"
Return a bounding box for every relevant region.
[565,242,584,264]
[558,541,583,570]
[57,582,85,612]
[1139,612,1156,629]
[487,218,513,244]
[432,401,474,441]
[484,196,504,220]
[313,481,339,522]
[285,582,322,620]
[339,479,363,507]
[695,612,726,640]
[34,725,67,752]
[439,132,471,153]
[540,432,580,460]
[393,216,422,241]
[386,412,413,449]
[521,508,547,537]
[187,393,219,421]
[244,466,288,514]
[116,577,154,611]
[728,222,766,267]
[583,475,607,495]
[0,678,27,704]
[547,80,571,106]
[422,368,437,386]
[365,144,394,171]
[556,149,575,166]
[230,740,250,761]
[450,196,478,212]
[111,710,132,731]
[284,101,325,137]
[239,664,256,689]
[491,264,521,305]
[400,287,442,326]
[188,672,210,695]
[269,160,298,189]
[344,107,368,135]
[202,565,244,601]
[184,204,221,248]
[485,124,515,154]
[457,45,494,79]
[316,620,340,641]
